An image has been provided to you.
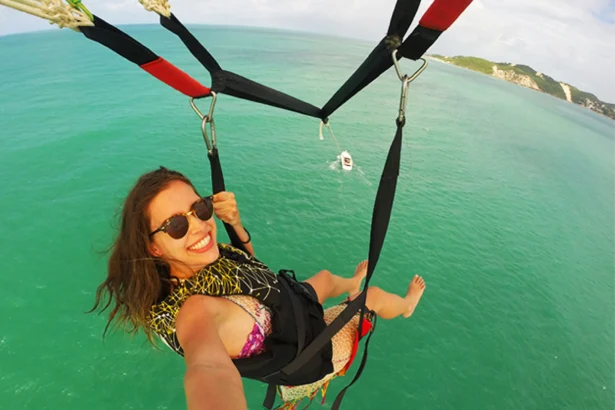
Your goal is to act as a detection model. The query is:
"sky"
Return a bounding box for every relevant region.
[1,0,614,102]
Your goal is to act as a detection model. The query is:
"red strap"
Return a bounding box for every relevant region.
[342,318,373,374]
[141,57,210,98]
[419,0,473,31]
[359,317,372,338]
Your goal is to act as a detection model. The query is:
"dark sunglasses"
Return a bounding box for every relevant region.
[149,196,214,240]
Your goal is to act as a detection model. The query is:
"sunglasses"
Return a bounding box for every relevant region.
[149,196,214,240]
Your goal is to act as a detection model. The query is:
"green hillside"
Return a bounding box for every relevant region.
[429,55,614,120]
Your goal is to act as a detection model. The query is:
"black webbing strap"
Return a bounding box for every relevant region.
[329,120,404,409]
[388,0,423,37]
[398,0,474,60]
[320,38,399,119]
[208,148,249,253]
[80,15,210,98]
[320,0,421,118]
[398,26,442,60]
[160,13,221,72]
[327,122,405,410]
[271,118,405,409]
[262,271,310,410]
[159,13,322,118]
[263,384,277,409]
[280,292,366,376]
[365,121,404,271]
[278,271,307,356]
[80,16,158,66]
[210,70,322,118]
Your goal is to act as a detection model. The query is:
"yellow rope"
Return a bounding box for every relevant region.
[0,0,94,30]
[138,0,171,17]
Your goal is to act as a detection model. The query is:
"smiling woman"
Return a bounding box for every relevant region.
[0,0,475,408]
[90,166,426,410]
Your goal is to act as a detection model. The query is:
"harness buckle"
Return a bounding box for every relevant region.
[190,92,218,153]
[391,51,428,125]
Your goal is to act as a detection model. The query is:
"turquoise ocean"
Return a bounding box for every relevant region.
[0,26,613,410]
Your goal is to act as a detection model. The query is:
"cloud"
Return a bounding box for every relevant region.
[441,0,615,101]
[1,0,614,101]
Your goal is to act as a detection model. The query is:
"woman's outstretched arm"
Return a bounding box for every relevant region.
[176,295,247,410]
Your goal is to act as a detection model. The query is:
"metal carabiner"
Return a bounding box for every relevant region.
[391,51,428,124]
[190,92,218,152]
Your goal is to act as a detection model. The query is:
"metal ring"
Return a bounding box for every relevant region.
[392,52,428,84]
[392,50,404,82]
[392,54,429,124]
[190,91,217,120]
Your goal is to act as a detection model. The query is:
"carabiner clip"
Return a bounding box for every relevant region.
[190,92,218,152]
[391,51,428,125]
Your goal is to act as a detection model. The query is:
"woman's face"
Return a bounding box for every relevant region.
[148,180,219,274]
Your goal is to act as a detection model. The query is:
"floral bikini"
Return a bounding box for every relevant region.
[222,295,273,358]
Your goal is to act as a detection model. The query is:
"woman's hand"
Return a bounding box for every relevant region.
[213,192,254,256]
[212,192,241,228]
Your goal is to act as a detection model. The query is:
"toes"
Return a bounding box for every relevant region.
[411,275,426,290]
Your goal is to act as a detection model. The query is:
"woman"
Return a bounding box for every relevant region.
[92,167,426,410]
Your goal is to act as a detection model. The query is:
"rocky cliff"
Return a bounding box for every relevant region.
[429,55,614,120]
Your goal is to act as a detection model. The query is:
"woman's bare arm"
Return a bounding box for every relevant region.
[212,192,255,257]
[176,296,247,410]
[232,224,254,257]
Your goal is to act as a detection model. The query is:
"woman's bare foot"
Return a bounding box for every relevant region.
[403,275,426,318]
[349,260,368,296]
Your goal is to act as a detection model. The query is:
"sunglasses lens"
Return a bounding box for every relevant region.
[194,197,214,221]
[165,215,189,239]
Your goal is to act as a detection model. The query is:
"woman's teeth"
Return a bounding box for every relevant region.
[188,234,211,250]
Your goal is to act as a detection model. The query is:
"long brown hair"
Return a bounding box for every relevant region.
[91,166,198,342]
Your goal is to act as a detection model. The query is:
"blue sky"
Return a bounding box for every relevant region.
[1,0,614,102]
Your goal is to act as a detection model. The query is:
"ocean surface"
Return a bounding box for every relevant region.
[0,25,613,410]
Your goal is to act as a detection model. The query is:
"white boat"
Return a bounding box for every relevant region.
[340,150,353,171]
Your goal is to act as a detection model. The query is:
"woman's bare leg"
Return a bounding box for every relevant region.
[350,275,426,319]
[304,261,368,304]
[304,260,427,319]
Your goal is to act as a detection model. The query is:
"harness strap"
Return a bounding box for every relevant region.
[261,118,405,409]
[280,293,365,377]
[399,0,473,60]
[278,271,307,357]
[157,13,322,118]
[320,0,421,118]
[388,0,422,37]
[79,16,210,98]
[160,13,221,72]
[261,271,311,410]
[207,147,250,253]
[263,384,278,409]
